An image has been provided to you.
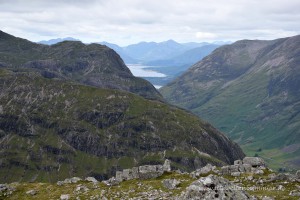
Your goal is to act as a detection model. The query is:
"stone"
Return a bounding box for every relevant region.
[229,164,240,173]
[243,157,265,167]
[289,190,300,196]
[247,176,254,181]
[268,173,277,181]
[85,177,98,183]
[115,171,124,182]
[253,169,264,175]
[180,174,251,200]
[234,160,243,165]
[70,177,82,183]
[26,189,37,195]
[262,196,274,200]
[277,185,284,191]
[60,194,70,200]
[75,185,89,193]
[122,167,139,180]
[138,165,164,179]
[242,164,252,173]
[271,173,292,181]
[162,179,180,189]
[231,172,241,177]
[190,164,215,178]
[103,177,119,186]
[296,170,300,179]
[0,184,8,192]
[132,167,139,179]
[220,166,230,175]
[163,159,171,172]
[57,177,82,186]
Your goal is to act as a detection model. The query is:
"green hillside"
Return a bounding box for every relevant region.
[161,35,300,170]
[0,69,244,182]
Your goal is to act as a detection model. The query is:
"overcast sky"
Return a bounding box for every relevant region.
[1,0,299,46]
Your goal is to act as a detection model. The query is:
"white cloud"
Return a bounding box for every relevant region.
[0,0,299,45]
[196,32,217,40]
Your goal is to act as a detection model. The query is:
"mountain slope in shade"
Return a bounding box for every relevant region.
[0,69,244,182]
[160,35,300,170]
[0,30,161,100]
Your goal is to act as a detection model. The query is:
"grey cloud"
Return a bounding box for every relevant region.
[0,0,299,45]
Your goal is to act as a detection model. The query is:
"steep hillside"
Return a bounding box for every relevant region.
[160,35,300,170]
[0,30,161,100]
[0,69,244,183]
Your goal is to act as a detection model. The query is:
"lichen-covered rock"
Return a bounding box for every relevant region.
[190,164,216,178]
[57,177,82,186]
[289,190,300,197]
[75,185,89,193]
[220,166,230,175]
[162,179,180,190]
[180,174,251,200]
[85,177,98,183]
[26,189,37,195]
[113,159,171,183]
[243,157,265,167]
[0,184,15,197]
[138,165,164,179]
[296,170,300,179]
[60,194,70,200]
[231,172,241,177]
[262,196,274,200]
[163,159,171,172]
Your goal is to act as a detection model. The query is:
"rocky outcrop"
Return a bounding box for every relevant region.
[179,174,251,199]
[242,157,265,167]
[85,177,98,184]
[190,163,218,178]
[3,157,300,199]
[219,157,265,176]
[107,159,171,185]
[0,184,15,197]
[162,179,181,190]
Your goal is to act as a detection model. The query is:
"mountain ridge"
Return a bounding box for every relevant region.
[0,30,161,100]
[160,35,300,170]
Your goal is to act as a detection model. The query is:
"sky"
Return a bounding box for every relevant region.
[0,0,299,46]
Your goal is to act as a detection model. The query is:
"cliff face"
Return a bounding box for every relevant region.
[0,30,161,100]
[0,69,244,182]
[160,35,300,169]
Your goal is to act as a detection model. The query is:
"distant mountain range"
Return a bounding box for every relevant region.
[0,30,244,182]
[38,37,80,45]
[100,40,224,86]
[160,35,300,170]
[39,38,227,86]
